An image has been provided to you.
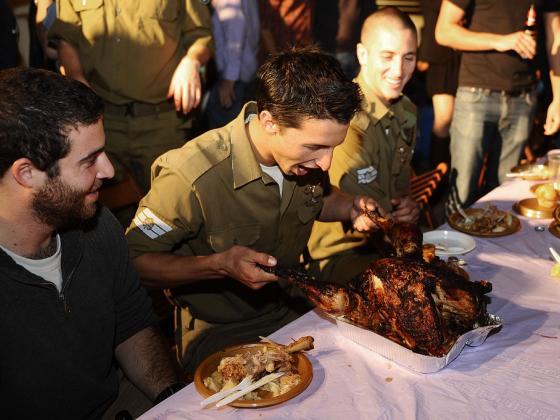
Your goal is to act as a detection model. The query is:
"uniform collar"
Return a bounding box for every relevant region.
[230,102,271,189]
[355,72,408,127]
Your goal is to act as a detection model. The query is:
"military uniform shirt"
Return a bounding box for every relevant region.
[308,72,417,261]
[50,0,213,104]
[126,102,326,323]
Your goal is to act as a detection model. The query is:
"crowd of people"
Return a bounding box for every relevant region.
[1,1,560,419]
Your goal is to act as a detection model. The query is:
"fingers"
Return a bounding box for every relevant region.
[513,32,536,59]
[251,250,277,268]
[544,103,560,135]
[392,206,420,223]
[224,246,278,289]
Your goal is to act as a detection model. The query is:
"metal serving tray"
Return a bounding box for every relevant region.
[335,314,502,373]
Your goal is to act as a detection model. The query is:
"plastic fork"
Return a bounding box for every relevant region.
[214,372,285,408]
[200,375,253,408]
[549,247,560,264]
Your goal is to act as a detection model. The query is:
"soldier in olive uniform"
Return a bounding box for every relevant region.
[49,0,213,194]
[307,7,420,285]
[126,48,384,372]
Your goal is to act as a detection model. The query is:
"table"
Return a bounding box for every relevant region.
[139,179,560,420]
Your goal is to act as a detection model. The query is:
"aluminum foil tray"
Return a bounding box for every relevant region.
[335,314,502,373]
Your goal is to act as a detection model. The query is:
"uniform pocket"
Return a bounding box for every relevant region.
[208,224,260,252]
[297,203,320,225]
[71,0,103,12]
[142,0,179,21]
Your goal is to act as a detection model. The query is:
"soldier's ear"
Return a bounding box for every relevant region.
[357,42,368,66]
[259,110,279,135]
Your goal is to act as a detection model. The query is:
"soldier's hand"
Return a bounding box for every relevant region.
[495,31,536,60]
[167,56,202,114]
[222,245,278,290]
[391,195,420,223]
[351,196,386,232]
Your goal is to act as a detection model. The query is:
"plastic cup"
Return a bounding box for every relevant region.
[548,153,560,190]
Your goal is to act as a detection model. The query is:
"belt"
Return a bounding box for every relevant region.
[103,100,176,117]
[464,86,534,97]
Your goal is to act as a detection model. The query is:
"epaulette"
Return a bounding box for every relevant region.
[155,131,231,183]
[350,109,371,133]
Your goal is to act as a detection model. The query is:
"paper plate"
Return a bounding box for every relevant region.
[423,230,476,256]
[194,343,313,408]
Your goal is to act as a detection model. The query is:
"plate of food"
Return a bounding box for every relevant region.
[508,163,549,180]
[194,336,314,408]
[448,204,521,237]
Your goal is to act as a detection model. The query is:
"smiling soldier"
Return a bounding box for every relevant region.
[125,47,384,373]
[307,7,420,285]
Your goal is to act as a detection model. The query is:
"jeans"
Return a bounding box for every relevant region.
[448,86,536,207]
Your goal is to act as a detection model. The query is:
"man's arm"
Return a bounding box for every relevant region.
[57,39,89,85]
[168,0,214,114]
[167,44,212,114]
[318,186,384,232]
[132,246,278,290]
[545,12,560,135]
[115,326,182,402]
[435,0,536,59]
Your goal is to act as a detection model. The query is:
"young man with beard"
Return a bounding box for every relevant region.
[307,7,420,285]
[0,68,184,419]
[126,48,383,373]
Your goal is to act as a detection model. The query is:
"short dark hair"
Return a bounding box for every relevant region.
[0,68,103,177]
[255,47,362,129]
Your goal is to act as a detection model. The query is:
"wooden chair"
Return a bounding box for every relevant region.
[410,162,448,229]
[98,172,143,211]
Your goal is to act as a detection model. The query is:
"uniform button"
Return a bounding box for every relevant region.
[116,37,121,43]
[399,147,405,153]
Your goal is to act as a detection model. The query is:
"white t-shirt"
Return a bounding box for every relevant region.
[1,235,63,292]
[260,163,285,196]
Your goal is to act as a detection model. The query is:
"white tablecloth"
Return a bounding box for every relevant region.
[139,179,560,420]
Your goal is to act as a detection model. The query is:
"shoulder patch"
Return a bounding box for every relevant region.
[133,208,173,239]
[356,166,377,184]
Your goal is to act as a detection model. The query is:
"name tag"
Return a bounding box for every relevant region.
[356,166,377,184]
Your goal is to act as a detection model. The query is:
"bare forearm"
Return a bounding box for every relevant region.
[57,40,88,85]
[115,326,182,401]
[546,13,560,102]
[436,21,502,51]
[436,0,503,51]
[185,44,212,67]
[318,186,353,222]
[133,252,227,288]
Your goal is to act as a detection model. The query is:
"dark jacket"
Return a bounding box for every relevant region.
[0,208,157,420]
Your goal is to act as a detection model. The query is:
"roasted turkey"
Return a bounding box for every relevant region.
[281,210,492,356]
